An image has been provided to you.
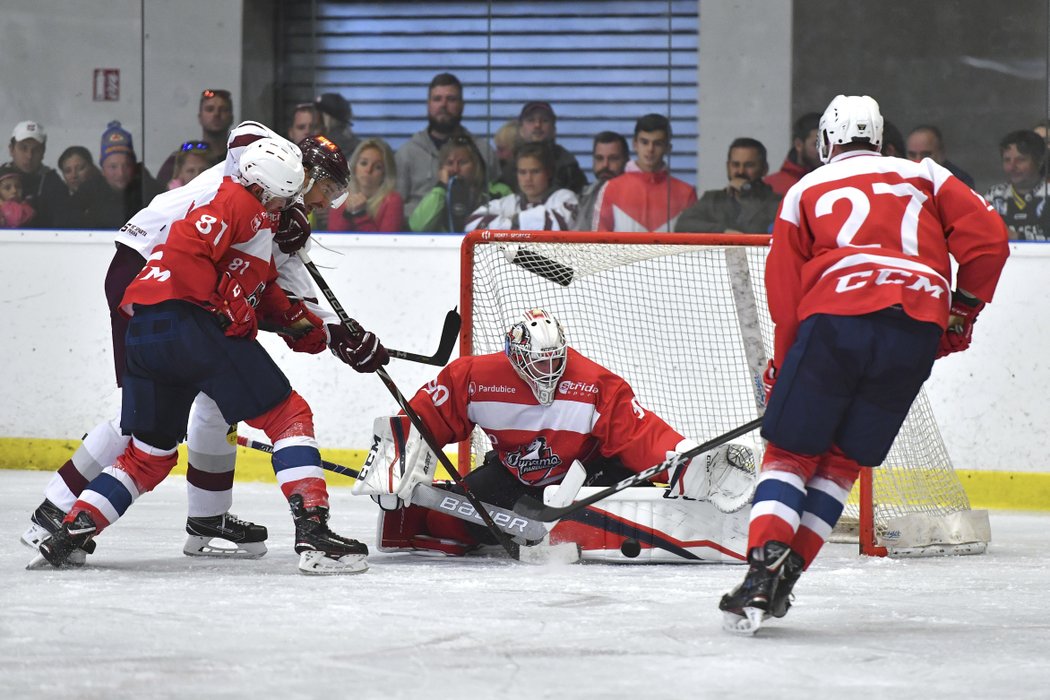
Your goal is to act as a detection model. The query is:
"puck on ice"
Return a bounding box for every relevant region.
[620,538,641,558]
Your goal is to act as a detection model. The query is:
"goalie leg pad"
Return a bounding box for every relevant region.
[352,415,438,505]
[376,503,474,557]
[547,487,749,563]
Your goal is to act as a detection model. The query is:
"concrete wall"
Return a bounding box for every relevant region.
[1,231,1046,474]
[1,0,243,178]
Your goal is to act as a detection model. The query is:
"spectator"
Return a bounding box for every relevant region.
[764,112,821,195]
[594,114,696,232]
[4,121,65,228]
[314,92,359,158]
[498,102,587,195]
[465,142,577,232]
[0,165,36,228]
[984,129,1050,241]
[156,89,233,185]
[573,131,628,230]
[1032,118,1050,146]
[328,138,404,232]
[395,72,498,219]
[492,119,519,185]
[49,145,100,229]
[80,121,163,229]
[409,136,511,233]
[881,119,906,158]
[675,137,781,234]
[288,103,324,145]
[167,141,213,190]
[906,124,975,189]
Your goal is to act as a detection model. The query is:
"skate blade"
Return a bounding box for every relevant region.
[721,607,766,636]
[517,542,580,565]
[183,536,267,559]
[297,550,369,575]
[25,550,86,570]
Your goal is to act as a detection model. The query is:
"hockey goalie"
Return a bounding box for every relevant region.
[351,308,757,563]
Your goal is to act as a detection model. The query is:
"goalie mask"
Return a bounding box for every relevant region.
[817,94,884,163]
[505,308,567,406]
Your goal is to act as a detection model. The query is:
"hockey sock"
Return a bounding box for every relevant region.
[44,416,129,512]
[748,443,823,551]
[67,439,177,533]
[247,392,328,509]
[186,394,236,518]
[791,448,862,567]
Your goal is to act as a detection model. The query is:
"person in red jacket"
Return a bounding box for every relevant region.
[593,113,696,232]
[31,138,386,575]
[719,95,1010,635]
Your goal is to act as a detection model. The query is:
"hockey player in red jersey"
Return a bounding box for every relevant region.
[30,137,381,575]
[719,95,1010,634]
[353,308,757,560]
[20,128,382,563]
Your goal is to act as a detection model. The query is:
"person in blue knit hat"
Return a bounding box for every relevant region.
[81,120,162,229]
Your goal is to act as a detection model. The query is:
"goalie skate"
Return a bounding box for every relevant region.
[290,495,369,575]
[183,513,268,558]
[21,499,90,566]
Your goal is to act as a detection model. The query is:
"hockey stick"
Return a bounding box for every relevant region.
[259,307,460,367]
[502,244,575,286]
[295,249,522,559]
[513,416,765,522]
[236,435,546,540]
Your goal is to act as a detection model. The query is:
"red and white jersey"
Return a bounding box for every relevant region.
[408,349,685,487]
[767,151,1010,365]
[593,161,697,232]
[120,178,283,317]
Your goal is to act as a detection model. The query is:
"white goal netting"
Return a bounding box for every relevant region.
[462,231,989,556]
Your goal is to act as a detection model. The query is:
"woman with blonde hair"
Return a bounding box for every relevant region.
[328,137,404,232]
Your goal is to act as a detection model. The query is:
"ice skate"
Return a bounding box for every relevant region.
[184,512,268,558]
[719,540,791,635]
[27,511,98,570]
[769,550,805,619]
[289,495,368,575]
[21,499,91,566]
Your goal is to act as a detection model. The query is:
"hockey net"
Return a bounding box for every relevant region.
[460,230,989,557]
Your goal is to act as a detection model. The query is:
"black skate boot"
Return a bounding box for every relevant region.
[289,495,368,575]
[769,550,805,619]
[28,511,98,570]
[719,540,792,635]
[184,513,268,558]
[22,499,95,564]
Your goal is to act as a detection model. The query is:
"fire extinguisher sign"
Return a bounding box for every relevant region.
[93,69,120,101]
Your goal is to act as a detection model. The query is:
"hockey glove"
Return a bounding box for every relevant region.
[936,291,985,359]
[762,360,777,403]
[328,323,391,373]
[276,302,328,354]
[274,201,311,254]
[208,272,257,340]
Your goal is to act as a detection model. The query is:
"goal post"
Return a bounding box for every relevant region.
[460,230,990,557]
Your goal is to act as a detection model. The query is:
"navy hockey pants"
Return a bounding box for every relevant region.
[761,308,941,467]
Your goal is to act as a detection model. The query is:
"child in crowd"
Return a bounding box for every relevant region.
[0,165,36,228]
[167,141,213,190]
[327,138,404,232]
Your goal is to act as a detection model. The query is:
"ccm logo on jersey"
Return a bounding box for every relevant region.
[834,267,946,299]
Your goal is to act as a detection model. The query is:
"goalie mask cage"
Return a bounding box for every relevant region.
[460,230,990,558]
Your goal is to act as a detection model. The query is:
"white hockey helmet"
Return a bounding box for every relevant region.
[817,95,884,163]
[237,137,306,209]
[505,308,568,406]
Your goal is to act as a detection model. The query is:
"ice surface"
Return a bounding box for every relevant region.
[2,470,1048,699]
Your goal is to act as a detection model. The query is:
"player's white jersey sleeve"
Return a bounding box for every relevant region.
[115,164,225,257]
[272,239,319,301]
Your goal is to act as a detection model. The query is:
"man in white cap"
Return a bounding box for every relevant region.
[5,120,65,227]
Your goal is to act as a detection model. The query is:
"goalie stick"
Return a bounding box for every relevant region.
[260,307,460,367]
[236,435,547,541]
[501,244,575,286]
[513,417,765,522]
[296,249,523,559]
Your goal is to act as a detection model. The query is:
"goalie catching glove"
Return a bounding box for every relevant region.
[351,415,438,508]
[665,440,757,514]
